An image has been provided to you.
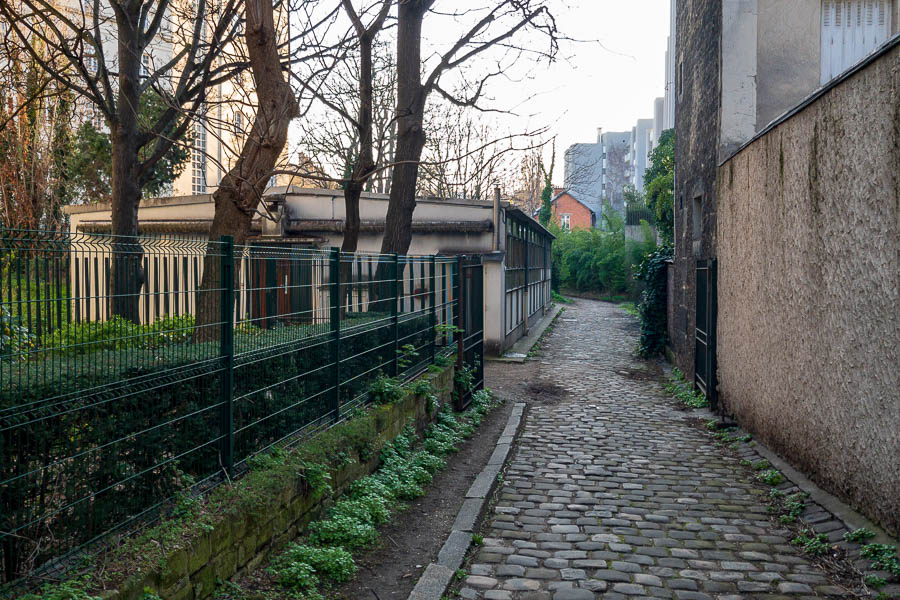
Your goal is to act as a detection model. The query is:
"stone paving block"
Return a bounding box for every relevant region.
[444,301,866,600]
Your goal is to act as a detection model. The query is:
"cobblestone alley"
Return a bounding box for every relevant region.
[459,299,852,600]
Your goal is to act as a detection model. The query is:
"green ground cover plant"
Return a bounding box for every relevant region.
[264,387,502,598]
[791,531,830,556]
[664,368,708,408]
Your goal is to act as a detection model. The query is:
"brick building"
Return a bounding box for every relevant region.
[549,190,596,230]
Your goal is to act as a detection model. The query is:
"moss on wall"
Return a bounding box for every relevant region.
[95,365,456,600]
[716,47,900,535]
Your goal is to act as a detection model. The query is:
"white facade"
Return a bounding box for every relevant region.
[820,0,894,83]
[663,0,676,131]
[719,0,899,159]
[630,119,654,193]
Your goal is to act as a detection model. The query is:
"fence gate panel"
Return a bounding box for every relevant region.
[456,255,484,409]
[694,259,717,410]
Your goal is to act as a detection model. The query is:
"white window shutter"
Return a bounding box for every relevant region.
[821,0,894,84]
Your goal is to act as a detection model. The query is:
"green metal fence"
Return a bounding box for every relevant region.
[0,229,480,584]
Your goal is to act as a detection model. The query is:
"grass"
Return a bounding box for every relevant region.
[551,290,573,304]
[618,302,639,318]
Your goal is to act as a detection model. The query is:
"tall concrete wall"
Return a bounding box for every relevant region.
[716,47,900,535]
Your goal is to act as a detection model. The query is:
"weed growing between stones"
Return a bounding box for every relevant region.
[663,368,708,408]
[259,388,503,599]
[756,468,786,486]
[791,530,830,556]
[860,544,900,578]
[725,433,898,598]
[845,528,877,543]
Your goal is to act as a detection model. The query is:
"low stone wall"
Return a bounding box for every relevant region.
[716,46,899,535]
[107,365,456,600]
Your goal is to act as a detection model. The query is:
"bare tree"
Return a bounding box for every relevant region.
[0,0,243,319]
[337,0,391,253]
[509,148,545,215]
[380,0,559,255]
[0,38,74,230]
[290,35,397,193]
[417,98,548,203]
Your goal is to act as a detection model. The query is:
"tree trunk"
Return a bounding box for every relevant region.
[108,12,146,322]
[380,0,429,256]
[193,0,299,341]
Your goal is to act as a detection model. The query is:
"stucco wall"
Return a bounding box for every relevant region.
[716,47,900,535]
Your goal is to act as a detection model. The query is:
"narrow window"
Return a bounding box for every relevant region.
[192,119,207,194]
[560,214,571,231]
[692,195,703,241]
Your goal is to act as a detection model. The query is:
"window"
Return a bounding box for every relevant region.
[192,119,207,194]
[233,112,243,136]
[560,214,571,231]
[140,54,151,78]
[821,0,893,84]
[692,195,703,241]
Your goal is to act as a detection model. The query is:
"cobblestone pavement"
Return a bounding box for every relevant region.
[461,300,848,600]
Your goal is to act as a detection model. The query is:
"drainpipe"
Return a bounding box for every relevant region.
[492,186,501,251]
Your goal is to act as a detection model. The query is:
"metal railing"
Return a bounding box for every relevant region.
[0,229,483,584]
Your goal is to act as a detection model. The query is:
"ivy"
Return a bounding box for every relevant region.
[635,244,673,357]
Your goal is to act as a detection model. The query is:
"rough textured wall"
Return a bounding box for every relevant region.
[672,0,721,380]
[716,47,900,535]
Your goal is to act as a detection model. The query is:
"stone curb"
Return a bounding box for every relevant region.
[407,401,526,600]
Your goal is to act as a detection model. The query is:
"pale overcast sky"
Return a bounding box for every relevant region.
[497,0,673,183]
[292,0,672,186]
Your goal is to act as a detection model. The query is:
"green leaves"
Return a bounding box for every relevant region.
[644,128,675,244]
[66,92,189,204]
[635,244,673,357]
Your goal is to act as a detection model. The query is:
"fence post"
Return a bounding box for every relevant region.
[329,248,341,422]
[429,255,436,365]
[391,254,399,377]
[455,255,464,372]
[219,235,235,477]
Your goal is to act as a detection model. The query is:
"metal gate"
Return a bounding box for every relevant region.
[455,255,484,410]
[695,259,718,410]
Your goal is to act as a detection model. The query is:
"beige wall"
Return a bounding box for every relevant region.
[63,188,554,355]
[716,47,900,535]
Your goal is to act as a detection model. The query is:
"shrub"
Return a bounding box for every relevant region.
[550,209,656,298]
[635,244,673,357]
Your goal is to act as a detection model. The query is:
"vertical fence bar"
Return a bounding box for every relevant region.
[455,256,464,385]
[429,255,436,364]
[219,235,235,477]
[329,248,341,422]
[391,254,399,377]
